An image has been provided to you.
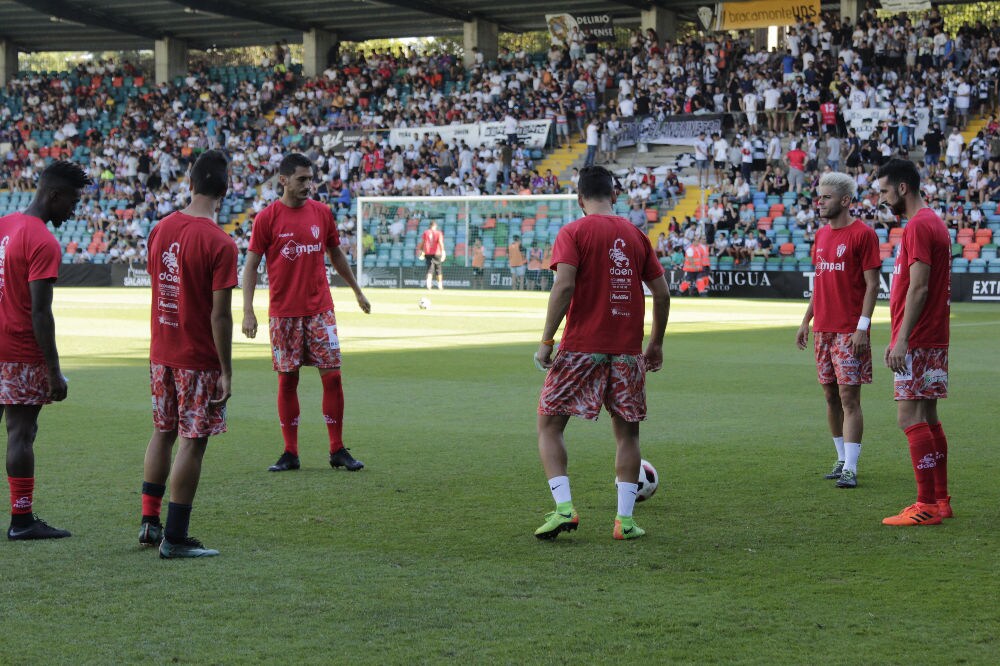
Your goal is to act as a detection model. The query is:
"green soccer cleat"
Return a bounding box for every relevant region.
[159,536,219,559]
[613,516,646,540]
[824,460,845,479]
[836,469,858,488]
[534,508,579,540]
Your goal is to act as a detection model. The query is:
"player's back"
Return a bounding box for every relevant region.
[148,212,237,370]
[552,214,663,356]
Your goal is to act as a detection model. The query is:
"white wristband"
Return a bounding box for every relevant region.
[856,316,871,331]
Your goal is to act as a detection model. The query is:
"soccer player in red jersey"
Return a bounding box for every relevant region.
[140,150,238,558]
[796,172,880,489]
[876,158,953,526]
[1,161,89,540]
[532,166,669,541]
[419,220,445,291]
[242,153,371,473]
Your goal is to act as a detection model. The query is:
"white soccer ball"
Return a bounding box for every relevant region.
[616,459,659,503]
[418,296,432,310]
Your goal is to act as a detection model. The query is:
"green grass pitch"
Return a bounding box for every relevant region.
[0,288,997,664]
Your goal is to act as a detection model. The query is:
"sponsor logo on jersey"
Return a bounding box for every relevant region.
[159,242,181,283]
[608,238,633,275]
[280,239,324,261]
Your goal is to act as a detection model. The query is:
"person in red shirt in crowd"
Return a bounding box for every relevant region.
[796,172,880,489]
[877,158,953,526]
[0,161,89,540]
[242,153,371,474]
[139,150,237,558]
[420,220,445,291]
[785,141,808,193]
[532,166,669,541]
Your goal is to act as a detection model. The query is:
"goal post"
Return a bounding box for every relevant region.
[355,194,582,290]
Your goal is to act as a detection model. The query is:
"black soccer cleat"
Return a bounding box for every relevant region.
[268,452,301,472]
[139,519,163,547]
[8,515,71,540]
[330,448,364,471]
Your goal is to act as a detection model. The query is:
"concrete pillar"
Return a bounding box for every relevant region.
[463,19,498,69]
[154,37,188,85]
[640,7,677,43]
[0,40,17,87]
[840,0,860,24]
[303,29,336,78]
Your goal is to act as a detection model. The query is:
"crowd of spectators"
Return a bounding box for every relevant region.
[2,6,1000,267]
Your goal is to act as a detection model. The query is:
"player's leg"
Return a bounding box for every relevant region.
[425,257,433,291]
[821,382,845,477]
[436,260,444,291]
[836,384,862,488]
[159,368,226,557]
[140,429,176,546]
[926,400,951,517]
[268,315,303,471]
[5,404,69,540]
[535,413,578,539]
[882,398,941,525]
[611,415,645,540]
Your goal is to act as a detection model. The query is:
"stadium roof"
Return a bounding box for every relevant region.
[0,0,707,53]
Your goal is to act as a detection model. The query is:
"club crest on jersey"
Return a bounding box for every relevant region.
[311,225,320,240]
[836,243,847,258]
[159,242,181,283]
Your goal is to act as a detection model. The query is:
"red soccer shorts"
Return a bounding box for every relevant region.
[268,309,341,372]
[539,351,648,422]
[0,362,51,405]
[894,347,949,401]
[814,332,872,386]
[150,362,227,439]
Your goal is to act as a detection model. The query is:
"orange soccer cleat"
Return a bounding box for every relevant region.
[881,502,942,526]
[937,496,953,519]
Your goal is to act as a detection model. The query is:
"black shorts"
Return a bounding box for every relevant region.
[425,255,443,276]
[714,160,725,170]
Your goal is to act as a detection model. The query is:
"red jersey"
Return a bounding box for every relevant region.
[820,102,837,126]
[421,228,443,256]
[787,149,807,170]
[0,213,62,362]
[249,199,340,318]
[149,212,238,370]
[890,207,951,348]
[811,220,881,332]
[550,214,664,355]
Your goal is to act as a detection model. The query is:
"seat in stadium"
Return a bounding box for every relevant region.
[879,242,894,259]
[980,244,998,260]
[888,227,904,246]
[956,229,974,246]
[968,258,988,273]
[962,244,981,260]
[951,258,969,273]
[951,243,963,257]
[778,242,795,256]
[975,228,992,246]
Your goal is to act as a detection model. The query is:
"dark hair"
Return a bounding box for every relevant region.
[38,160,91,192]
[876,157,920,193]
[190,150,229,198]
[577,165,616,200]
[278,152,313,176]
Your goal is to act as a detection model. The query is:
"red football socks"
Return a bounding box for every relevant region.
[905,423,937,505]
[277,372,300,455]
[928,422,949,501]
[141,481,166,521]
[322,370,345,454]
[8,476,33,515]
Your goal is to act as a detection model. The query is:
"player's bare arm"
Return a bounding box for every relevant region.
[29,278,66,402]
[241,250,263,337]
[797,295,814,350]
[327,246,371,314]
[644,274,669,372]
[210,288,234,408]
[851,267,879,356]
[536,263,576,369]
[887,260,930,373]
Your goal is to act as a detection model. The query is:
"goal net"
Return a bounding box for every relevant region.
[355,195,582,290]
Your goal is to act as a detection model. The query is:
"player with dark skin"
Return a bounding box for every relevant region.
[2,162,89,539]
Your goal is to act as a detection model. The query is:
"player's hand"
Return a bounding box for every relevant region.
[643,342,663,372]
[795,324,809,350]
[534,343,554,371]
[886,339,908,373]
[210,373,232,408]
[242,310,258,338]
[418,252,425,260]
[356,292,371,314]
[850,329,869,357]
[47,369,68,402]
